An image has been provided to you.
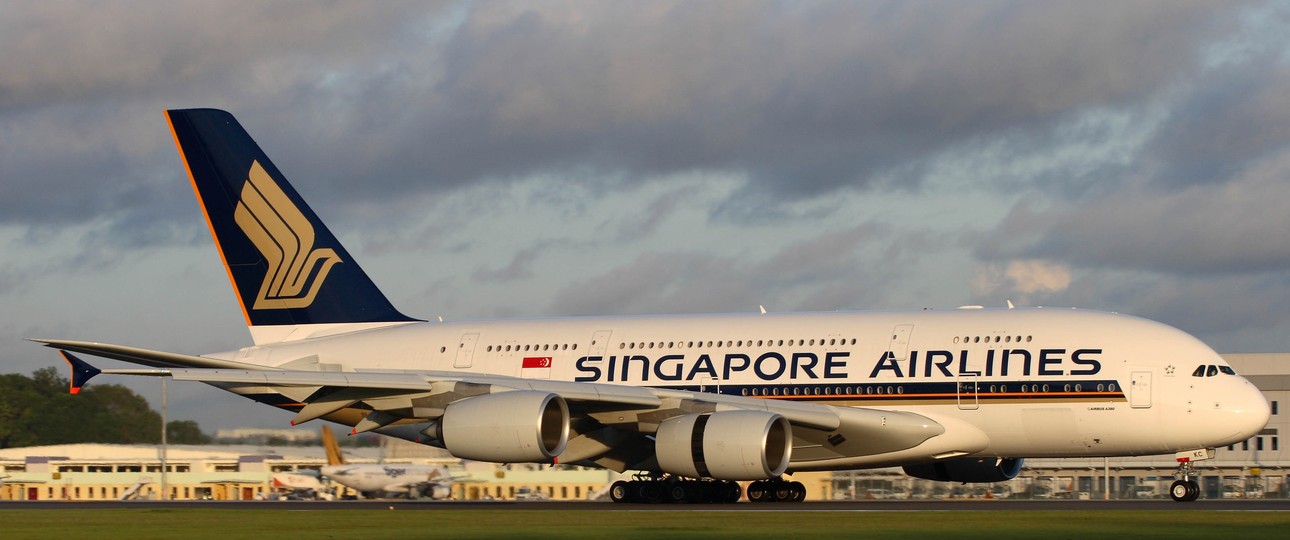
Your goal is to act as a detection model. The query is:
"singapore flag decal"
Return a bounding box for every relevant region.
[521,357,553,379]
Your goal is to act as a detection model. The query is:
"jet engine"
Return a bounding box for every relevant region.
[424,484,452,500]
[903,457,1024,483]
[655,410,792,480]
[439,391,569,462]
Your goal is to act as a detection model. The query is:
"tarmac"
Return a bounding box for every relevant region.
[3,499,1289,511]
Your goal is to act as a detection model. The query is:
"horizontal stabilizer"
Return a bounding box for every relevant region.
[60,351,101,394]
[32,339,269,371]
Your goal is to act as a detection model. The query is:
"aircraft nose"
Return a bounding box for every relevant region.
[1216,378,1271,443]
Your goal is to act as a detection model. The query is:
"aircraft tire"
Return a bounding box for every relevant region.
[789,481,806,502]
[638,481,663,503]
[610,481,630,503]
[1170,480,1197,502]
[724,481,743,503]
[668,483,689,504]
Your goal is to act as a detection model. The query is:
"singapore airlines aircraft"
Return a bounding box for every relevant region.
[40,109,1269,504]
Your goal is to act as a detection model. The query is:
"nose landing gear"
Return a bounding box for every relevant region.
[1169,449,1213,502]
[1169,477,1200,502]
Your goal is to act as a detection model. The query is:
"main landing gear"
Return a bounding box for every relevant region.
[609,474,742,504]
[745,478,807,503]
[607,474,807,503]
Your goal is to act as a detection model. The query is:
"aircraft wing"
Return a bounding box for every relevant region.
[46,343,970,475]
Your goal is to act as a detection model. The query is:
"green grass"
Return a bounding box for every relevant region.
[3,509,1288,539]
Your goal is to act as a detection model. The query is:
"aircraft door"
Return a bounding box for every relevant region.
[957,373,979,410]
[454,333,480,368]
[1130,371,1152,408]
[888,324,914,360]
[588,330,612,358]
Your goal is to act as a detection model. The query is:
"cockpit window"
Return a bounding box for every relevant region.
[1192,364,1235,377]
[1191,366,1233,378]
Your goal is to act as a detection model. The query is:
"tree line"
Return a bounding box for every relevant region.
[0,367,210,449]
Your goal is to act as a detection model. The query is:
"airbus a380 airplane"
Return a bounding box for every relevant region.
[40,109,1269,504]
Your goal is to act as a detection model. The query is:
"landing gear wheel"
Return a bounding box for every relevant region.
[609,481,630,503]
[725,481,743,503]
[789,481,806,502]
[1170,480,1200,502]
[668,484,689,504]
[747,482,769,502]
[773,482,792,502]
[638,481,663,503]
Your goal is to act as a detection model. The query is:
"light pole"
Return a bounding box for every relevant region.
[160,377,168,501]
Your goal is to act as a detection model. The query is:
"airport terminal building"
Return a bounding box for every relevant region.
[2,353,1285,501]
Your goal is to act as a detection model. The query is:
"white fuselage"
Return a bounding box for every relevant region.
[321,464,452,495]
[218,307,1269,468]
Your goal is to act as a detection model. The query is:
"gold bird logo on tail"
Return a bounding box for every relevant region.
[234,160,342,310]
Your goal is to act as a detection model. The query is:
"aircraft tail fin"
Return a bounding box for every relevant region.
[322,425,348,466]
[164,109,417,344]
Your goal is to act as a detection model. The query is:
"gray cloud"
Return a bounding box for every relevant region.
[545,223,897,316]
[0,1,1242,234]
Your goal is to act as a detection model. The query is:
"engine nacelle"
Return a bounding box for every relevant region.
[903,457,1024,483]
[424,484,452,500]
[655,411,792,480]
[440,391,569,463]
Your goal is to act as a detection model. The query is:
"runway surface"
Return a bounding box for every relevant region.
[4,499,1289,511]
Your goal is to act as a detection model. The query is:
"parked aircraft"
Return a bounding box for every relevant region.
[41,109,1270,503]
[317,426,458,499]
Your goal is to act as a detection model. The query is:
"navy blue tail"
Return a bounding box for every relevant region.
[166,109,415,329]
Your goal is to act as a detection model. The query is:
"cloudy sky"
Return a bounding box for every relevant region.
[3,0,1290,432]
